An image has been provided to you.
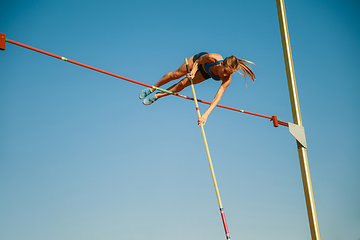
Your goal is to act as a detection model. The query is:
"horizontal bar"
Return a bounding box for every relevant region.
[5,37,288,127]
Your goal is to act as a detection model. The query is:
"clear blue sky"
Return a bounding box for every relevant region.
[1,1,359,240]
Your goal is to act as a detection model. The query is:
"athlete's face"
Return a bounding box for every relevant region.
[219,65,234,78]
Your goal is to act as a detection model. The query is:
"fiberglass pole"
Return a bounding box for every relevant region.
[185,58,231,240]
[276,1,321,240]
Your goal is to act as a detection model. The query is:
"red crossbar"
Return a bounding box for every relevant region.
[5,37,289,127]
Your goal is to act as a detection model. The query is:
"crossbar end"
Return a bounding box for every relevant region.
[0,33,6,51]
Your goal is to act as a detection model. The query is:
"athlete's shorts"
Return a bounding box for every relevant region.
[192,52,211,80]
[193,52,208,62]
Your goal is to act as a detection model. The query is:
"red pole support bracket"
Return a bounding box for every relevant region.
[0,33,6,51]
[271,115,279,127]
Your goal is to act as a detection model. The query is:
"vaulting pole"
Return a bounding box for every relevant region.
[185,58,230,240]
[276,1,321,239]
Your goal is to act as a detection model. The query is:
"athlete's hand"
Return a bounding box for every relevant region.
[198,114,208,125]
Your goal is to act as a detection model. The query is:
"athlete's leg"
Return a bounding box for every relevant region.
[155,70,206,99]
[151,56,195,91]
[140,56,196,99]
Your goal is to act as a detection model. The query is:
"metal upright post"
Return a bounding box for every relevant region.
[276,1,321,240]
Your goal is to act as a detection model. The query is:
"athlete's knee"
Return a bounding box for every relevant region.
[170,70,185,79]
[178,78,190,88]
[169,72,179,79]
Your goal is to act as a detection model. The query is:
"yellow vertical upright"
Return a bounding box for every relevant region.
[276,1,321,240]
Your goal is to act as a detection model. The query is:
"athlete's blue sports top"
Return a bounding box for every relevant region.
[204,60,223,81]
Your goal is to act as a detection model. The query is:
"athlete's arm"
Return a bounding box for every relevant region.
[198,76,231,125]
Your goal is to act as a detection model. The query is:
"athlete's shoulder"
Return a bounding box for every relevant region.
[206,53,224,62]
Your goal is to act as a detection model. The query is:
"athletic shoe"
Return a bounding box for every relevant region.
[143,95,158,105]
[139,88,153,99]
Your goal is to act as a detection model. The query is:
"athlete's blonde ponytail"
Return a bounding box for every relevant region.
[224,55,256,84]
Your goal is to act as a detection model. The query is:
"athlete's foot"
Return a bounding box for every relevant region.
[142,94,158,105]
[139,88,153,99]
